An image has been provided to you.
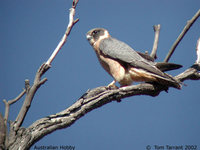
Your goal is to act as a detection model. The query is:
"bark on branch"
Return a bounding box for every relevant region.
[0,113,6,150]
[3,89,26,125]
[8,61,200,149]
[7,37,200,150]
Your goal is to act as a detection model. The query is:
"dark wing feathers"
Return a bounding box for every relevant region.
[155,62,182,72]
[99,38,165,77]
[99,37,142,63]
[99,37,179,83]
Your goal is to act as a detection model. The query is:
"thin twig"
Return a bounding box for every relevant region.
[196,37,200,64]
[164,9,200,62]
[2,100,9,125]
[175,64,200,81]
[25,79,30,93]
[3,89,26,124]
[151,24,160,59]
[45,0,79,66]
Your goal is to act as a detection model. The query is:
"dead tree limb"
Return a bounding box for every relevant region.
[151,24,161,59]
[8,57,200,149]
[196,37,200,64]
[164,9,200,62]
[1,89,26,149]
[4,0,79,149]
[46,0,79,66]
[0,113,6,150]
[175,38,200,81]
[3,89,26,125]
[14,67,49,131]
[8,33,200,149]
[12,0,79,131]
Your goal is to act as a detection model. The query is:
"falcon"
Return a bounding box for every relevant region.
[86,28,181,89]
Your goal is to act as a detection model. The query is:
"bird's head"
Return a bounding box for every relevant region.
[86,28,110,46]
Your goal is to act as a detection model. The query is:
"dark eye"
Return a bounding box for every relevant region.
[92,30,98,35]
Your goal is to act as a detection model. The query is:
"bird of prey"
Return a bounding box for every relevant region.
[86,28,181,89]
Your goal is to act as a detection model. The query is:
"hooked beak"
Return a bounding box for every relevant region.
[86,34,92,41]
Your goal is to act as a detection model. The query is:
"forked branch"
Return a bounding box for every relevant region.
[10,0,79,131]
[3,89,26,125]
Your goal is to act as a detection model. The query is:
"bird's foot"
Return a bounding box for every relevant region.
[106,80,121,102]
[107,80,118,89]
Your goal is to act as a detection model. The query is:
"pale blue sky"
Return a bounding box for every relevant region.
[1,0,200,149]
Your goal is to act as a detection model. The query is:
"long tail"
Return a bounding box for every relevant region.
[155,62,182,72]
[154,74,182,89]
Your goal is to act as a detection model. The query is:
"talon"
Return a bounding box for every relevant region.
[107,80,118,89]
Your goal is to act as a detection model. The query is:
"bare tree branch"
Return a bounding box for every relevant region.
[25,79,30,93]
[2,2,80,149]
[45,0,79,66]
[196,37,200,64]
[0,113,6,150]
[175,38,200,81]
[164,9,200,62]
[8,60,200,149]
[151,24,161,59]
[1,89,25,149]
[9,36,200,150]
[11,0,79,131]
[8,38,200,149]
[175,64,200,81]
[14,66,49,131]
[3,89,26,125]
